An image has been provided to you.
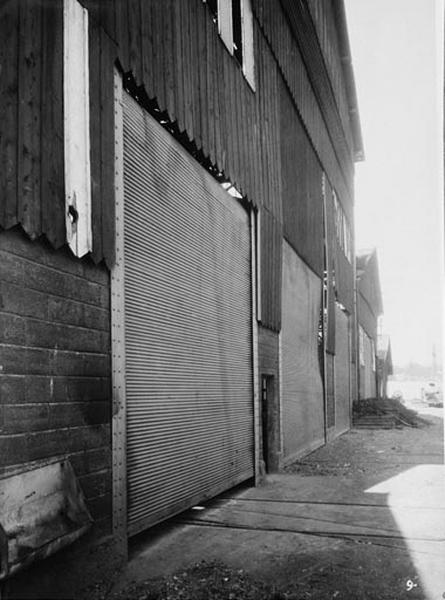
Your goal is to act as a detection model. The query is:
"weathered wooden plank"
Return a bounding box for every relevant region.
[99,0,116,41]
[197,0,208,158]
[100,31,117,268]
[163,0,176,122]
[2,401,110,435]
[41,0,65,249]
[0,280,48,321]
[114,0,129,71]
[89,17,103,263]
[0,374,111,405]
[0,313,26,346]
[87,492,112,520]
[258,46,269,210]
[140,0,154,98]
[0,424,111,467]
[68,447,111,477]
[52,377,111,403]
[222,49,233,177]
[215,40,227,174]
[80,0,101,24]
[189,0,200,148]
[212,28,222,171]
[78,469,111,499]
[3,255,108,306]
[47,295,109,331]
[0,314,109,354]
[151,1,165,110]
[17,0,42,239]
[172,0,184,131]
[127,0,141,84]
[239,76,249,196]
[0,345,110,378]
[205,12,215,164]
[230,52,240,185]
[181,0,193,140]
[0,1,19,229]
[245,86,254,203]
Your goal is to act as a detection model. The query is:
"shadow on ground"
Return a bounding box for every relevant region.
[101,403,444,600]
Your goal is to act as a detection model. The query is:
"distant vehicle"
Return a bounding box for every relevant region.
[421,382,442,406]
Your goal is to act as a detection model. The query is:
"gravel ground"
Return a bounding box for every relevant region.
[90,405,443,600]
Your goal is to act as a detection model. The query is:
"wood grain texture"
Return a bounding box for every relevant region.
[41,0,65,248]
[2,0,355,326]
[17,0,42,239]
[0,1,19,229]
[0,230,111,523]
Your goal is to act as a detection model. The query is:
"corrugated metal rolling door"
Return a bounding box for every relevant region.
[334,306,350,435]
[123,92,254,536]
[281,241,325,462]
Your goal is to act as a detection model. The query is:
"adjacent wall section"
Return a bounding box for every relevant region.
[334,305,350,435]
[281,241,324,462]
[0,228,112,534]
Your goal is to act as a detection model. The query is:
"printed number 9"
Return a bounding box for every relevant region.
[406,580,416,591]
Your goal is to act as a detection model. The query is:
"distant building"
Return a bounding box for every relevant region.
[356,249,383,399]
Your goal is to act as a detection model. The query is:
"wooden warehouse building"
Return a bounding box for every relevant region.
[0,0,363,594]
[356,249,383,400]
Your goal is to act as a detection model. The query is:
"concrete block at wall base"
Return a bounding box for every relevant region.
[2,527,127,600]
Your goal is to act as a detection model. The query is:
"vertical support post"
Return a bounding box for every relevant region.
[111,68,127,554]
[256,209,262,324]
[321,173,329,442]
[278,306,284,464]
[250,209,261,485]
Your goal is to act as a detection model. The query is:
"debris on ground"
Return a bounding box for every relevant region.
[108,561,290,600]
[352,397,431,428]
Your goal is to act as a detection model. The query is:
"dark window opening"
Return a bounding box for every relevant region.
[261,375,274,472]
[232,0,243,65]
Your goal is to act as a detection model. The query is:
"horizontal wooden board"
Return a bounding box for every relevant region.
[0,229,113,529]
[2,401,110,435]
[1,375,110,405]
[0,424,111,467]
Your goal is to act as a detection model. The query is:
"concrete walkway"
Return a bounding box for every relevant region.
[115,404,444,600]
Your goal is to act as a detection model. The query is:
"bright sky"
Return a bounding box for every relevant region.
[344,0,444,368]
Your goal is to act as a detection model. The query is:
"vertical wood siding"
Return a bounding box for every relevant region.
[279,0,354,176]
[0,0,356,332]
[260,209,282,332]
[324,176,336,355]
[305,0,354,156]
[280,80,324,278]
[253,0,354,222]
[0,1,117,263]
[324,176,354,315]
[0,2,66,246]
[358,294,378,342]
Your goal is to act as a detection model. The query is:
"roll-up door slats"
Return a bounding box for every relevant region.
[123,92,254,536]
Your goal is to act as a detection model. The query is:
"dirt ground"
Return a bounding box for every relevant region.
[88,402,444,600]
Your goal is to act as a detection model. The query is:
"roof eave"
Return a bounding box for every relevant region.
[333,0,365,163]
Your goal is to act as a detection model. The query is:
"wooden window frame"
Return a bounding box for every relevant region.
[204,0,255,90]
